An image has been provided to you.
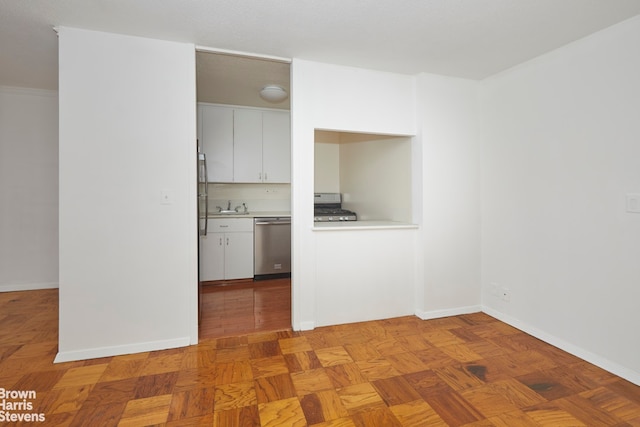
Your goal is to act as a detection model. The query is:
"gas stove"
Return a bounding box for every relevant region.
[314,193,357,222]
[314,207,358,222]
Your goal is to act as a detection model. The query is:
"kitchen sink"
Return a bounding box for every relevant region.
[213,202,250,215]
[216,210,250,215]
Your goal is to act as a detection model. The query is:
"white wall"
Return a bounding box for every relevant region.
[314,131,341,193]
[206,183,291,214]
[291,59,417,329]
[0,87,59,292]
[315,229,418,326]
[56,28,197,361]
[481,16,640,384]
[339,135,413,223]
[416,74,482,318]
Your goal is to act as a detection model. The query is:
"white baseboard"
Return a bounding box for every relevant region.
[482,306,640,387]
[415,304,482,320]
[0,282,59,292]
[295,321,316,331]
[54,337,191,363]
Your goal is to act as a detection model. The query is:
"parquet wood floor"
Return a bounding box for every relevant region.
[1,287,639,426]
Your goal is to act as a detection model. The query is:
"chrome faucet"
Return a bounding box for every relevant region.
[234,202,248,213]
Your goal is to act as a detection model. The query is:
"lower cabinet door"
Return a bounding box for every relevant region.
[224,231,254,280]
[199,232,224,281]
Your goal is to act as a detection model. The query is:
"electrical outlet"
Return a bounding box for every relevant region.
[627,193,640,213]
[501,286,511,302]
[160,189,174,205]
[490,283,499,297]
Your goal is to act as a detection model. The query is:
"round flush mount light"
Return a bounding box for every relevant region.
[259,85,288,103]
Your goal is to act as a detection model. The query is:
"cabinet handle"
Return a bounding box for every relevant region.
[264,172,268,181]
[226,237,229,246]
[219,237,223,246]
[258,172,262,180]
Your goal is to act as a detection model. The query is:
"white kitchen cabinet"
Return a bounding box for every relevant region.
[222,231,254,279]
[233,109,263,183]
[197,103,290,183]
[199,218,253,281]
[234,109,291,183]
[199,232,225,281]
[198,105,233,182]
[262,111,291,183]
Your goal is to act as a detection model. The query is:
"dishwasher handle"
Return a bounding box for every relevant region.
[254,218,291,225]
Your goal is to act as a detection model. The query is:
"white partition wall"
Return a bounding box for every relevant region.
[291,59,418,329]
[57,28,197,361]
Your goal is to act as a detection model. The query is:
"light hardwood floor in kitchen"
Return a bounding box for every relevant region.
[1,285,639,426]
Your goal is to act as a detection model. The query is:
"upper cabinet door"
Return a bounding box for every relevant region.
[198,104,291,184]
[262,111,291,183]
[233,109,263,183]
[199,105,233,182]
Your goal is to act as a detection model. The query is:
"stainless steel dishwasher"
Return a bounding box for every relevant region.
[254,217,291,279]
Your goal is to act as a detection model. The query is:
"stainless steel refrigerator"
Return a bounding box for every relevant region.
[197,147,208,324]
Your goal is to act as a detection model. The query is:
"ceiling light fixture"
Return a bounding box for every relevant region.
[259,85,288,103]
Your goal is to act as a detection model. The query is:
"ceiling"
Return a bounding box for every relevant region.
[2,0,640,96]
[196,52,290,109]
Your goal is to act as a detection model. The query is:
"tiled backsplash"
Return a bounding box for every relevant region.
[207,183,291,213]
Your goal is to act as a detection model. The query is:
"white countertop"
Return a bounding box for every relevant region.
[204,214,416,230]
[313,220,418,231]
[206,211,291,219]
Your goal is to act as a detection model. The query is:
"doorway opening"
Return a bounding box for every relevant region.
[195,50,292,340]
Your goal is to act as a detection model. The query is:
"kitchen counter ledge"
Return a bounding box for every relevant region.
[206,211,291,219]
[313,220,418,231]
